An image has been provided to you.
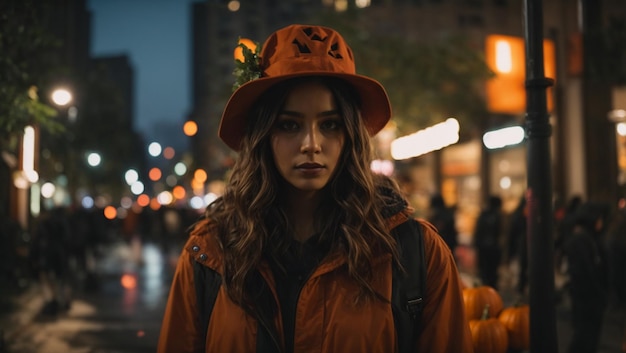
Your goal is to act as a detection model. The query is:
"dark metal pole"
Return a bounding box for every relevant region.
[523,1,558,353]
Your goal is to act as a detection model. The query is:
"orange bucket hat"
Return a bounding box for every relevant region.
[218,24,392,151]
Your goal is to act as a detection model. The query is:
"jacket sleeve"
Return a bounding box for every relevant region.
[415,220,474,353]
[157,243,204,353]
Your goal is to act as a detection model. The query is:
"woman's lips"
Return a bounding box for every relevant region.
[295,162,324,174]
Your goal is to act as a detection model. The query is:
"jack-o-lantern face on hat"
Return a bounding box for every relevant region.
[290,26,344,59]
[219,24,392,151]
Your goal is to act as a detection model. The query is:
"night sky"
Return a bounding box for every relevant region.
[88,0,198,151]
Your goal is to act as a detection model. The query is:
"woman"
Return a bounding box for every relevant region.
[158,24,472,353]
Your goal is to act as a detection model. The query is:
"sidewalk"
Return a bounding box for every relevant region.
[0,239,169,353]
[0,282,44,352]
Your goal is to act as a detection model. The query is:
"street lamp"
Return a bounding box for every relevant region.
[86,152,102,167]
[50,87,78,123]
[51,88,73,106]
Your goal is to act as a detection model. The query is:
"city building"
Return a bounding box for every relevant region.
[2,0,143,232]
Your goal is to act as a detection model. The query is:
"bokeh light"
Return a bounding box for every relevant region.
[51,88,73,106]
[149,167,162,181]
[148,142,162,157]
[125,169,139,185]
[183,121,198,136]
[163,147,175,160]
[137,194,150,207]
[87,152,102,167]
[103,205,117,220]
[121,274,137,289]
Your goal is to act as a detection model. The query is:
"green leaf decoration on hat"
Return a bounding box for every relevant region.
[232,39,262,92]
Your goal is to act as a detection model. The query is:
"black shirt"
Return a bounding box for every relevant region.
[270,234,329,353]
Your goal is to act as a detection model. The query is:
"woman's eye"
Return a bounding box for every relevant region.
[276,120,299,131]
[321,119,343,131]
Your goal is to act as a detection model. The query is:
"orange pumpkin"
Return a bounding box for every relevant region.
[498,304,530,350]
[469,305,509,353]
[463,285,504,320]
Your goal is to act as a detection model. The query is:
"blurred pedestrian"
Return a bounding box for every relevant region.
[427,193,458,254]
[30,207,74,315]
[473,195,503,289]
[158,24,471,353]
[555,195,583,269]
[507,195,528,296]
[0,214,23,288]
[562,201,610,353]
[606,202,626,352]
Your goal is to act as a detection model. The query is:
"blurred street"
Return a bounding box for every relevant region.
[0,238,624,353]
[0,239,178,353]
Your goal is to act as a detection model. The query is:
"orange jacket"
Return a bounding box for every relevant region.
[158,210,473,353]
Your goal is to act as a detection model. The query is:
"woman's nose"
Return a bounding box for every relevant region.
[300,127,321,154]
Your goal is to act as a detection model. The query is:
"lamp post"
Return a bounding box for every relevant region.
[523,1,558,352]
[46,86,75,208]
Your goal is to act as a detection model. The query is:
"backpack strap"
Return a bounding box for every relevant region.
[391,218,426,353]
[194,261,222,349]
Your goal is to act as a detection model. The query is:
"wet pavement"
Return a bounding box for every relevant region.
[1,239,624,353]
[1,240,178,353]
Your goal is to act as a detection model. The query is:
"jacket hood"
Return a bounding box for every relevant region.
[379,186,409,219]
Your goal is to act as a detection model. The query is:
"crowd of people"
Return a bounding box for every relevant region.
[0,203,200,317]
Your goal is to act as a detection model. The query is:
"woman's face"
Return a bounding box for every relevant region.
[270,81,346,195]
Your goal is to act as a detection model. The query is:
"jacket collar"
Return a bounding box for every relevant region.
[188,188,413,275]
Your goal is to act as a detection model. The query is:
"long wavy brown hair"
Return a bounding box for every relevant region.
[205,76,403,312]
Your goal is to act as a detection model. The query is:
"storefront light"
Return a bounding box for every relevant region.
[483,126,525,149]
[371,159,394,176]
[495,40,513,73]
[22,126,38,183]
[391,118,460,160]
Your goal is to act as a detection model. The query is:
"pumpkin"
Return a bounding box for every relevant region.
[498,303,530,350]
[463,285,504,320]
[469,305,509,353]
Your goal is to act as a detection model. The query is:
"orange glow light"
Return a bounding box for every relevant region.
[137,194,150,207]
[485,34,556,114]
[234,38,257,63]
[150,198,161,211]
[173,185,186,200]
[104,206,117,220]
[183,121,198,136]
[121,274,137,289]
[191,178,204,192]
[194,169,208,183]
[149,167,162,181]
